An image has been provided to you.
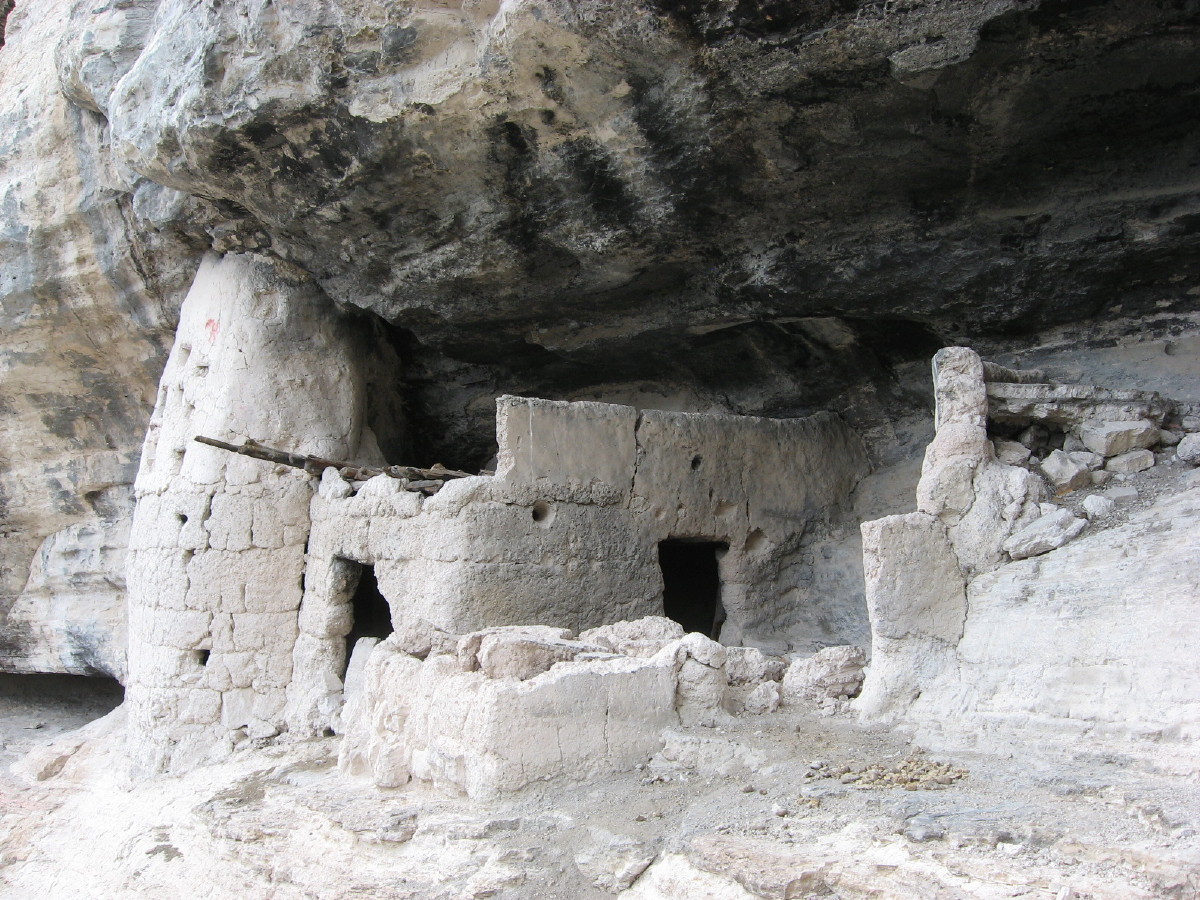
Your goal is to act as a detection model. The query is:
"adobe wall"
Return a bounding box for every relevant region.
[124,253,379,774]
[288,396,869,736]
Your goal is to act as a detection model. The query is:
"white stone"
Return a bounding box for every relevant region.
[723,646,786,685]
[1081,495,1115,519]
[655,731,767,778]
[580,616,686,658]
[742,680,781,714]
[1067,450,1104,470]
[476,633,604,681]
[618,854,759,900]
[1002,509,1087,560]
[1105,449,1155,475]
[902,485,1200,764]
[782,646,866,703]
[1080,420,1159,457]
[1177,433,1200,465]
[993,439,1031,466]
[574,828,658,894]
[318,468,354,500]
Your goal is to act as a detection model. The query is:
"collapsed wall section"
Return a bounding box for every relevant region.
[125,253,377,774]
[858,346,1200,769]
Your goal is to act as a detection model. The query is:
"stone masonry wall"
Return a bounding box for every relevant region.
[125,253,378,774]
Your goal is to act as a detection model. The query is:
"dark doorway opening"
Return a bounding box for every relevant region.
[658,540,727,640]
[343,564,394,673]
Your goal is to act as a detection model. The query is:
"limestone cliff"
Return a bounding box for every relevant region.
[1,1,1198,676]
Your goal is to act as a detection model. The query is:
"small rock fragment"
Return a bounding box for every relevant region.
[1159,429,1182,447]
[1102,485,1139,502]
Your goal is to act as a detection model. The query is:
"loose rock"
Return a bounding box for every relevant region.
[1002,509,1087,560]
[1081,495,1115,519]
[1105,449,1155,475]
[1040,450,1092,492]
[1080,420,1159,457]
[1177,433,1200,465]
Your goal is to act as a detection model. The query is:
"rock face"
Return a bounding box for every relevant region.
[4,0,1200,678]
[0,1,197,672]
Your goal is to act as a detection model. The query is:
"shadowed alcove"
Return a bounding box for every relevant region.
[658,539,728,640]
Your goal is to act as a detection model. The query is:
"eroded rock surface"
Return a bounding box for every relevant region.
[4,0,1200,676]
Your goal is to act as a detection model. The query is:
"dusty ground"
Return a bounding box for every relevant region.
[0,674,123,770]
[0,692,1196,899]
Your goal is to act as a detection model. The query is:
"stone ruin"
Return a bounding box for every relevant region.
[112,254,1200,790]
[859,347,1200,766]
[123,253,872,778]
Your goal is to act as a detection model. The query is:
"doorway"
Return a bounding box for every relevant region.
[342,563,393,675]
[658,539,727,640]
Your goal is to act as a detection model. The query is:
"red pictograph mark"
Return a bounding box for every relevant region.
[205,318,220,342]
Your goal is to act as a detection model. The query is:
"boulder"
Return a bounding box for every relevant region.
[742,681,781,715]
[1002,509,1087,560]
[1159,429,1183,447]
[1067,450,1104,470]
[1080,420,1158,457]
[993,439,1031,466]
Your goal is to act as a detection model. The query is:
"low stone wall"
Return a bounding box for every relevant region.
[337,617,863,798]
